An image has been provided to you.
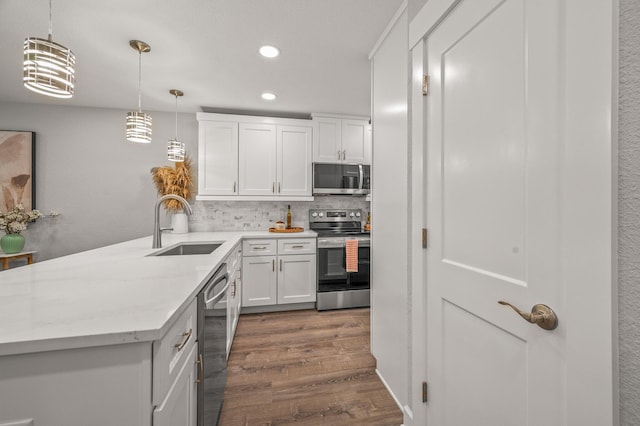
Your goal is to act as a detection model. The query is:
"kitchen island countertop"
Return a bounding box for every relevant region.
[0,230,317,356]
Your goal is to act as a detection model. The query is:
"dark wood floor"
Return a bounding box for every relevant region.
[219,308,403,426]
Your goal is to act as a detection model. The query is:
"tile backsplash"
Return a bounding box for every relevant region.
[190,196,370,232]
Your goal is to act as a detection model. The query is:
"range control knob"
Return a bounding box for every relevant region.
[318,212,324,217]
[349,212,355,218]
[355,212,361,217]
[311,212,318,218]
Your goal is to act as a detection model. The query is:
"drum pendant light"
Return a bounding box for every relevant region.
[126,40,152,143]
[167,89,185,162]
[23,0,75,99]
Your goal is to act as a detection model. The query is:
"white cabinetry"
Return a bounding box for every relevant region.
[0,300,199,426]
[242,238,316,309]
[198,120,238,195]
[152,344,198,426]
[312,114,371,164]
[197,113,313,200]
[278,126,313,196]
[239,123,277,195]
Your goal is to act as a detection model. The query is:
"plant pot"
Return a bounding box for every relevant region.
[1,233,25,254]
[170,212,189,234]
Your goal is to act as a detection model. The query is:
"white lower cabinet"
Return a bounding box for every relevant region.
[242,255,278,306]
[242,238,316,308]
[153,343,198,426]
[0,300,200,426]
[277,254,317,304]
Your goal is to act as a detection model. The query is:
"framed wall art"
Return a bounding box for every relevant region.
[0,131,35,211]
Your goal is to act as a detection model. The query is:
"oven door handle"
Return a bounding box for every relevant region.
[317,240,346,249]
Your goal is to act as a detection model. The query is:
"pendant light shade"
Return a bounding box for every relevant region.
[23,0,75,99]
[167,89,185,162]
[126,40,152,143]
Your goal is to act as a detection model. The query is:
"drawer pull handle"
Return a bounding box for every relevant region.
[253,246,267,250]
[195,353,204,384]
[292,245,304,249]
[174,329,192,351]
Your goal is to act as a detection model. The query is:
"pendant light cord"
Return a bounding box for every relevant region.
[174,95,179,139]
[48,0,53,39]
[138,51,142,112]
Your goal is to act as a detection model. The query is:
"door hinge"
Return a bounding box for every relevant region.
[422,381,428,403]
[422,75,430,96]
[422,228,428,249]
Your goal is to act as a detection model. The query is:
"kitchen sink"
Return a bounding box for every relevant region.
[149,242,222,256]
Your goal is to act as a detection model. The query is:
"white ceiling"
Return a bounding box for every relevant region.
[0,0,403,117]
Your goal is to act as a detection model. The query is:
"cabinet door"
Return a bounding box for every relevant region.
[239,123,277,195]
[198,120,239,195]
[313,117,342,162]
[242,255,277,306]
[153,344,197,426]
[277,254,317,304]
[341,119,368,163]
[277,125,312,196]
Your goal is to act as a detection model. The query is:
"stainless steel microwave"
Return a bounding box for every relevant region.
[312,163,371,195]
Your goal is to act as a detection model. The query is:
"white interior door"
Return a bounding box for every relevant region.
[423,0,615,425]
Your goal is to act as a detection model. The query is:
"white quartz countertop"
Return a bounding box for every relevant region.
[0,230,317,356]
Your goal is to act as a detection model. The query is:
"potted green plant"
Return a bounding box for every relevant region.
[0,205,43,254]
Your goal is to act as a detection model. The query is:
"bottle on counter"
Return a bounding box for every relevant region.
[286,205,292,229]
[364,211,371,231]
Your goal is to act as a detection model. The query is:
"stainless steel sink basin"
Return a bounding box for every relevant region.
[149,242,222,256]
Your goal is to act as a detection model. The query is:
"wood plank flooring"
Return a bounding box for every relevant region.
[219,308,403,426]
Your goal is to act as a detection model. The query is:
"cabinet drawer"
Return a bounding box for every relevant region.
[243,239,277,256]
[152,299,197,405]
[278,238,316,255]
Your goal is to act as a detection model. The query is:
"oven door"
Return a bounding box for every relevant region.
[317,246,348,292]
[348,246,370,290]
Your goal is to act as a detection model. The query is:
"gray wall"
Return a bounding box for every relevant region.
[0,101,198,261]
[618,0,640,424]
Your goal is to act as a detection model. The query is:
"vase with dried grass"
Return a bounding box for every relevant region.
[151,154,194,234]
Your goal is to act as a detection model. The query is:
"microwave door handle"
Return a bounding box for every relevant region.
[358,164,364,189]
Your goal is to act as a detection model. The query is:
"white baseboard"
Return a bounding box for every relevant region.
[375,368,405,423]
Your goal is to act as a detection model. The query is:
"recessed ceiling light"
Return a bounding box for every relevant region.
[261,92,277,101]
[259,45,280,58]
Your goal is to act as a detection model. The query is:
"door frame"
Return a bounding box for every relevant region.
[408,0,619,425]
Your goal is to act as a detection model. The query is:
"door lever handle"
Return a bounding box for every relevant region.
[498,301,558,330]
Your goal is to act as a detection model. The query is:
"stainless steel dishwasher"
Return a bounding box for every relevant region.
[197,263,229,426]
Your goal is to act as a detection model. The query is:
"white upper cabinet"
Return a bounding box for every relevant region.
[278,125,313,196]
[314,117,342,162]
[197,113,313,200]
[239,123,278,196]
[198,120,238,195]
[312,114,371,164]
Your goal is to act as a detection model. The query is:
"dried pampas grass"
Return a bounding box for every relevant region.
[151,154,194,211]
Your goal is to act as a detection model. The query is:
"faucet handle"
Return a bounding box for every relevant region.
[160,227,173,232]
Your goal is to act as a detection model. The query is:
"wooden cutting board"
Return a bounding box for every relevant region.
[268,227,304,233]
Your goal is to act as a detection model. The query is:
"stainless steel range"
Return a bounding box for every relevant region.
[309,209,370,310]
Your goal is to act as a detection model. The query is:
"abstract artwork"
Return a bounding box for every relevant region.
[0,131,35,211]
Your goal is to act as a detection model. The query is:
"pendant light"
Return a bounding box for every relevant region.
[23,0,75,99]
[167,89,185,162]
[126,40,152,143]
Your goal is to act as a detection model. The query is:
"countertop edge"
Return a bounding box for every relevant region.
[0,231,317,356]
